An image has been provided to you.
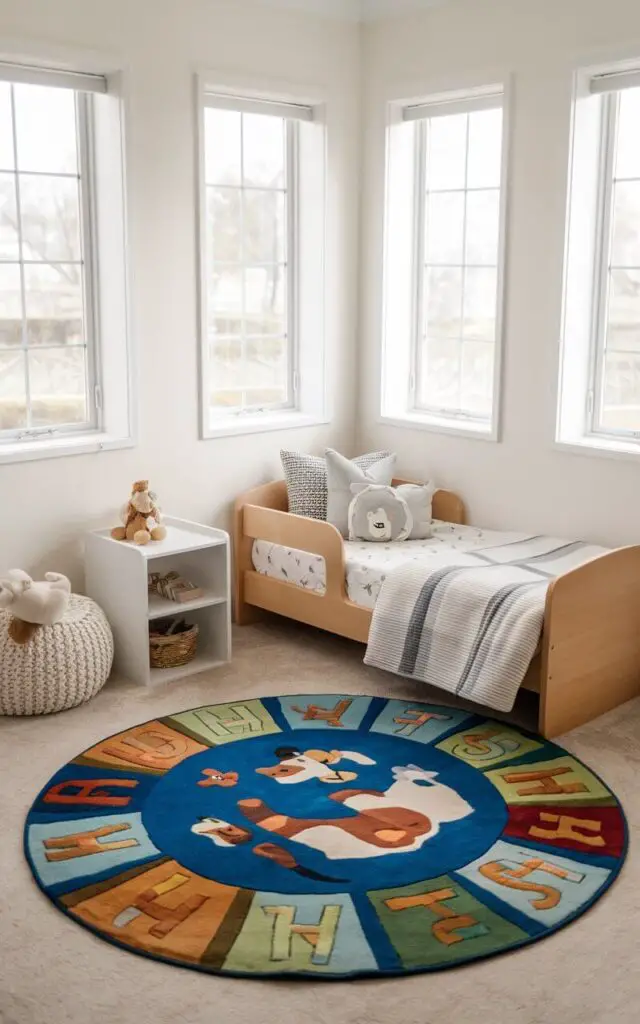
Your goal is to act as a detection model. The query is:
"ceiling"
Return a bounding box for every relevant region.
[246,0,447,21]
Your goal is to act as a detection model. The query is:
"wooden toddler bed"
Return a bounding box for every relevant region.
[234,479,640,738]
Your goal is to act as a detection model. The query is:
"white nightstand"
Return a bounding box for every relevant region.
[85,517,231,686]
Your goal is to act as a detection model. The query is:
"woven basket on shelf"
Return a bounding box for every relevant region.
[149,623,198,669]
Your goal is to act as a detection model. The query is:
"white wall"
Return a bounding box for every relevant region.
[359,0,640,546]
[0,0,360,586]
[5,0,640,586]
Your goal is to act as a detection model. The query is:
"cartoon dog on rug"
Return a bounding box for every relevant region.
[191,766,473,861]
[255,747,376,785]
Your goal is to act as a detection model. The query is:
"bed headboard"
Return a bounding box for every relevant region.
[235,478,466,526]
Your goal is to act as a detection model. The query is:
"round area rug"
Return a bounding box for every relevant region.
[24,695,627,980]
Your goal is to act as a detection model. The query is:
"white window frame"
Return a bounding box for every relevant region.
[0,57,133,465]
[558,61,640,458]
[380,83,509,442]
[196,76,328,440]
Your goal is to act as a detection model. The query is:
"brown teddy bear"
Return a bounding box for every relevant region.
[111,480,167,545]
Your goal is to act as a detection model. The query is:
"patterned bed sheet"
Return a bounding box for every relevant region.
[251,521,492,610]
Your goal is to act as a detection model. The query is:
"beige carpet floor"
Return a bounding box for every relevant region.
[1,618,638,1024]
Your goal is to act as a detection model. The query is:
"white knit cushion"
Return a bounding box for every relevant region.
[0,595,114,716]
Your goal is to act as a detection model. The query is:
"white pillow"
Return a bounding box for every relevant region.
[395,483,435,539]
[325,449,396,537]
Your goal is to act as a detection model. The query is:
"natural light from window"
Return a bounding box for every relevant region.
[204,106,292,417]
[381,87,506,438]
[597,87,640,435]
[559,69,640,453]
[0,81,91,438]
[417,105,503,420]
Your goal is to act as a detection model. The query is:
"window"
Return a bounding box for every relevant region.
[381,86,507,438]
[0,62,130,462]
[198,88,327,438]
[559,65,640,452]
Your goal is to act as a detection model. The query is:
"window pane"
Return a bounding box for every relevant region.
[20,174,81,262]
[28,346,87,426]
[244,189,285,264]
[211,389,242,410]
[465,189,500,266]
[0,350,26,428]
[210,337,243,398]
[208,311,243,340]
[424,267,462,338]
[207,186,242,264]
[14,84,78,175]
[615,88,640,180]
[209,337,288,411]
[0,264,22,346]
[611,181,640,268]
[246,336,288,392]
[418,337,460,410]
[208,267,243,335]
[601,351,640,432]
[0,173,19,259]
[204,108,241,186]
[467,108,502,189]
[425,192,464,264]
[243,113,285,188]
[463,267,497,340]
[23,264,84,346]
[461,340,494,416]
[426,114,467,191]
[606,269,640,351]
[204,102,292,418]
[244,266,286,335]
[0,83,14,170]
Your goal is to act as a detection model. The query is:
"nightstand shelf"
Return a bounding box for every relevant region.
[85,516,231,687]
[147,591,226,620]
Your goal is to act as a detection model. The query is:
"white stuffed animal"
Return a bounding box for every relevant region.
[367,508,392,541]
[0,570,71,626]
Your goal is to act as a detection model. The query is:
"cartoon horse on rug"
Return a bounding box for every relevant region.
[192,765,474,861]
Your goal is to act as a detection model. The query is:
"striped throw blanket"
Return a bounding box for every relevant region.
[364,532,608,712]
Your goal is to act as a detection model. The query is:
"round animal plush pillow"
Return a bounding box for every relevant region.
[348,484,413,542]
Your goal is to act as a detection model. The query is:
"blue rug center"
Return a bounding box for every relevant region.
[142,729,507,895]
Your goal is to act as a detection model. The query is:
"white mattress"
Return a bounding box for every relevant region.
[251,521,496,610]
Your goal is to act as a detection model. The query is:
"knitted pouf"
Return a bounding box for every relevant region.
[0,595,114,716]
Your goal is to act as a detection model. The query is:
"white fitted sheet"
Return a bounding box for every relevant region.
[251,521,494,610]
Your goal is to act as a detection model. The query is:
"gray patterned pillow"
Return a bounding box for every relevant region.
[280,449,394,520]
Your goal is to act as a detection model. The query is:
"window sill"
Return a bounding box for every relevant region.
[379,412,498,442]
[0,431,135,466]
[202,411,329,440]
[555,434,640,463]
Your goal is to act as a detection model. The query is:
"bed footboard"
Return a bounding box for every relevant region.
[540,545,640,736]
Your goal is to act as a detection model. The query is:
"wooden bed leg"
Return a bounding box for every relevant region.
[233,496,266,627]
[235,599,264,626]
